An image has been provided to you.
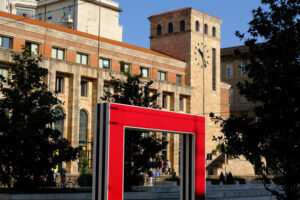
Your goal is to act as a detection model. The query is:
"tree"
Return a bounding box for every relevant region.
[0,48,79,189]
[103,70,167,190]
[211,0,300,199]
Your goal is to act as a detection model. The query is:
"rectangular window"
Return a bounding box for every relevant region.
[99,58,110,69]
[16,9,34,18]
[26,42,39,55]
[62,7,66,17]
[176,74,182,84]
[0,67,8,82]
[206,153,212,160]
[212,48,216,91]
[47,11,52,22]
[226,64,233,78]
[179,97,184,111]
[52,48,65,60]
[121,62,131,73]
[140,67,149,78]
[81,81,88,97]
[0,36,12,49]
[55,76,64,93]
[76,53,88,65]
[241,61,247,76]
[158,71,166,81]
[162,95,167,109]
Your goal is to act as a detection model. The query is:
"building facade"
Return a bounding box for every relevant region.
[0,6,255,178]
[0,0,123,41]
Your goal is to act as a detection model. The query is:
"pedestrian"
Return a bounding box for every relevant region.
[53,168,57,183]
[155,168,160,177]
[166,160,171,175]
[147,168,153,186]
[60,167,67,184]
[161,160,165,173]
[172,169,176,178]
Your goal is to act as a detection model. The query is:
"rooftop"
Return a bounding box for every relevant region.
[0,11,184,62]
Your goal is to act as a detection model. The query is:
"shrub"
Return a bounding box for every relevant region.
[234,176,246,184]
[273,177,284,185]
[219,172,225,182]
[254,177,271,184]
[77,173,92,187]
[165,176,180,185]
[206,178,220,185]
[224,172,235,184]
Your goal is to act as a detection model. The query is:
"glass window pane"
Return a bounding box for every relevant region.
[2,37,11,49]
[141,68,148,77]
[79,110,88,145]
[76,54,81,63]
[52,48,57,59]
[176,75,181,84]
[54,107,64,136]
[82,55,88,65]
[31,43,39,55]
[57,49,64,60]
[103,60,109,68]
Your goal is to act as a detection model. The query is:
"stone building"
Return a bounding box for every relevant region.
[0,0,123,41]
[0,5,255,178]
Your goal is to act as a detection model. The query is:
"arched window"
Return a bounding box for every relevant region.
[79,110,88,145]
[204,24,208,34]
[212,27,216,37]
[157,24,162,35]
[195,21,199,32]
[180,20,185,32]
[54,107,64,136]
[168,23,173,33]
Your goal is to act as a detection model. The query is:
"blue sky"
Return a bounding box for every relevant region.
[117,0,262,49]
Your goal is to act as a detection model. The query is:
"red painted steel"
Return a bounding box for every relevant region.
[107,103,205,200]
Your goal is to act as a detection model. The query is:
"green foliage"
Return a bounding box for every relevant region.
[224,172,235,184]
[165,176,180,185]
[219,172,225,182]
[79,157,89,175]
[0,48,79,189]
[77,173,92,187]
[102,72,167,191]
[211,0,300,199]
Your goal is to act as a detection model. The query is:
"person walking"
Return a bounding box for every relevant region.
[147,168,153,186]
[166,160,171,175]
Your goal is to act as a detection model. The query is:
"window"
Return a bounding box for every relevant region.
[226,64,233,78]
[195,21,199,32]
[212,27,216,37]
[55,76,64,93]
[47,11,52,22]
[81,81,88,97]
[76,53,88,65]
[180,20,185,32]
[52,48,65,60]
[120,62,131,73]
[25,42,39,55]
[229,88,233,104]
[54,107,64,136]
[0,67,8,82]
[79,110,88,145]
[168,23,173,33]
[204,24,208,34]
[16,9,34,18]
[179,97,184,111]
[157,24,162,35]
[62,7,66,17]
[140,67,149,78]
[241,61,247,76]
[99,58,110,69]
[162,95,167,109]
[176,75,182,84]
[0,36,12,49]
[206,153,212,160]
[212,48,216,91]
[158,71,166,81]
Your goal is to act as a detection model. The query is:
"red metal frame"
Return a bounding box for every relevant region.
[94,103,205,200]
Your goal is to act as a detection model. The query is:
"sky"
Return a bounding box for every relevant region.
[116,0,262,49]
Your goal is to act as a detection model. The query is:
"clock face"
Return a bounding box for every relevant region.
[194,42,210,68]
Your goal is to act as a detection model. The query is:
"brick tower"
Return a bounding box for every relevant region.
[149,8,223,174]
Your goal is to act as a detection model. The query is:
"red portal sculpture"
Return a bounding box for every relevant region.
[92,103,205,200]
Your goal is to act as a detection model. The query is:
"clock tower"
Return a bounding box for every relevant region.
[149,8,223,167]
